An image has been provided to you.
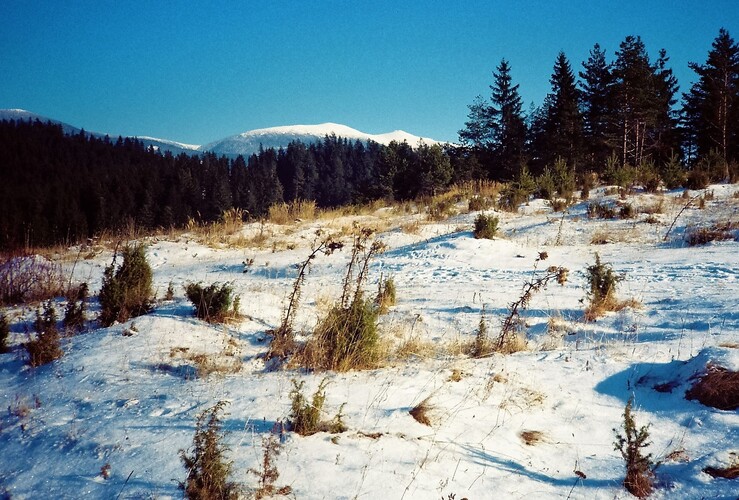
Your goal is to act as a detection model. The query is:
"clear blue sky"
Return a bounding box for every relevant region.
[2,1,738,145]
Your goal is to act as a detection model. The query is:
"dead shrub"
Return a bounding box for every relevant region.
[248,431,292,499]
[685,365,739,411]
[0,253,64,305]
[685,225,736,246]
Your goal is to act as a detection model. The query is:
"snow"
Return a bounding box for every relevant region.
[1,185,738,499]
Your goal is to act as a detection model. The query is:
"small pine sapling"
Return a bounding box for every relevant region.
[63,282,88,331]
[26,301,63,367]
[469,305,491,358]
[179,401,238,500]
[584,253,623,320]
[289,379,326,436]
[99,243,153,326]
[473,213,499,239]
[614,398,655,498]
[0,313,10,353]
[185,282,237,323]
[375,275,396,314]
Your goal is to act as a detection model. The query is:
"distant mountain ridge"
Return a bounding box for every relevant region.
[0,109,441,157]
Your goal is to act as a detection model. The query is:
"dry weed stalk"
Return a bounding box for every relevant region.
[248,430,292,499]
[496,253,568,352]
[266,231,342,361]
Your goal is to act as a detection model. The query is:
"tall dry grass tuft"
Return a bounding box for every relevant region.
[268,200,317,224]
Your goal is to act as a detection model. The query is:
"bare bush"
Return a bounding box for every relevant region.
[685,364,739,411]
[248,431,292,499]
[0,254,64,305]
[26,301,63,367]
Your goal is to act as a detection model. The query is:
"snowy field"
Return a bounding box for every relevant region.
[1,185,738,499]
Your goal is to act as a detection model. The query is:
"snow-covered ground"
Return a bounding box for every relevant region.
[1,185,737,499]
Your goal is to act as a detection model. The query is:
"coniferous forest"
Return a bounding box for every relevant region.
[2,29,738,252]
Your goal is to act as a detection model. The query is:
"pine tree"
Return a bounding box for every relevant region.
[543,52,584,169]
[682,28,739,171]
[459,59,527,180]
[580,43,615,171]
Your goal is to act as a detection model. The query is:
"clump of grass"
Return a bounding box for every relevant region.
[299,227,385,372]
[473,213,499,239]
[26,301,62,367]
[375,276,396,314]
[520,430,545,446]
[685,221,738,246]
[99,243,153,326]
[685,364,739,411]
[409,396,435,426]
[288,378,346,436]
[179,401,238,500]
[614,397,655,498]
[268,200,317,225]
[185,282,239,323]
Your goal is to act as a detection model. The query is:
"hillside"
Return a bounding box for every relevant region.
[0,185,738,499]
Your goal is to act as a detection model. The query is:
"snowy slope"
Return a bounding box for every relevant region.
[199,123,442,156]
[1,184,737,499]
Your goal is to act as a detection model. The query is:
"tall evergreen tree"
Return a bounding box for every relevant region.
[491,59,527,179]
[682,28,739,168]
[580,43,615,170]
[610,36,678,167]
[543,52,584,169]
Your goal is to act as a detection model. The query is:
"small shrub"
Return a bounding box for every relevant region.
[179,401,238,500]
[619,204,636,219]
[248,433,292,499]
[637,162,661,193]
[288,378,346,435]
[520,430,545,446]
[549,198,569,212]
[660,154,686,189]
[468,306,491,358]
[99,244,153,327]
[26,301,62,367]
[375,276,396,314]
[307,294,381,371]
[584,253,623,320]
[703,463,739,480]
[63,283,88,331]
[267,233,343,361]
[185,282,237,323]
[587,202,617,219]
[164,282,175,300]
[299,229,383,371]
[684,168,710,190]
[614,398,655,498]
[468,196,493,212]
[685,226,735,246]
[473,214,499,239]
[0,313,10,353]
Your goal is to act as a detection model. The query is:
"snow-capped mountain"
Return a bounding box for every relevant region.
[199,123,440,156]
[1,110,441,157]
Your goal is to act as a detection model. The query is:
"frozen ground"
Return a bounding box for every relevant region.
[1,185,738,499]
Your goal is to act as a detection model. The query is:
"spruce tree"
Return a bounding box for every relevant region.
[580,43,615,171]
[682,28,739,171]
[543,52,584,170]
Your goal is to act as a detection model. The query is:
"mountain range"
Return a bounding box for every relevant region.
[0,109,440,157]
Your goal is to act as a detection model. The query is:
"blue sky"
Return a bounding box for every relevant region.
[2,1,738,144]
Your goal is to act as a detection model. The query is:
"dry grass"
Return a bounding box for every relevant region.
[170,343,242,378]
[685,364,739,410]
[703,463,739,480]
[393,335,438,360]
[685,222,738,246]
[409,397,435,426]
[584,296,641,322]
[268,200,317,224]
[519,430,545,446]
